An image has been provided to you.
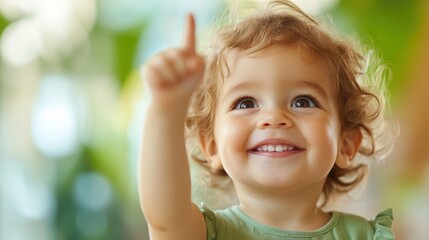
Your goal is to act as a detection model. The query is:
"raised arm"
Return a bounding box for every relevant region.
[138,14,207,240]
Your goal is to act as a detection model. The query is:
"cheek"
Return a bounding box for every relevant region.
[215,116,250,159]
[303,118,340,159]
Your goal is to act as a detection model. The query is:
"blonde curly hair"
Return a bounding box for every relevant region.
[186,0,393,206]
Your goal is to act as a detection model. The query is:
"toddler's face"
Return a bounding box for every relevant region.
[210,44,344,193]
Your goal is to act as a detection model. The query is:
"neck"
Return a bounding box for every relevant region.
[235,182,331,231]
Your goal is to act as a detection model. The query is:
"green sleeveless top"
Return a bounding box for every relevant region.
[197,203,394,240]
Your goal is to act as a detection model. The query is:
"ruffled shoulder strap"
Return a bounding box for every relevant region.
[372,208,394,240]
[196,202,217,240]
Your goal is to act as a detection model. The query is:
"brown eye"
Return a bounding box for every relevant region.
[291,96,317,108]
[233,97,258,110]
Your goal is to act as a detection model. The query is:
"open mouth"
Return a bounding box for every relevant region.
[252,144,302,152]
[248,139,305,156]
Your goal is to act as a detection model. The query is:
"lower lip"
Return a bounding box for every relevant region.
[248,150,304,158]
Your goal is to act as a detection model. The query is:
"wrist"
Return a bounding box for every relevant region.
[147,99,190,120]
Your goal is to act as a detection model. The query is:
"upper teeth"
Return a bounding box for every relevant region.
[256,145,295,152]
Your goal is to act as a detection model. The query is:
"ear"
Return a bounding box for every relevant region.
[336,128,362,169]
[199,136,223,171]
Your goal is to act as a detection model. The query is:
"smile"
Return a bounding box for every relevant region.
[256,144,298,152]
[248,138,305,157]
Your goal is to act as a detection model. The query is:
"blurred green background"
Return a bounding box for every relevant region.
[0,0,428,240]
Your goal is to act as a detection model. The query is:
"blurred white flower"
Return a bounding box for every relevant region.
[0,0,96,66]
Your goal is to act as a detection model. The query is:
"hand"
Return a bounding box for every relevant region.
[141,14,205,109]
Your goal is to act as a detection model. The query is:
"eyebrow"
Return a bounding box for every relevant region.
[298,80,329,100]
[221,81,258,100]
[222,79,329,101]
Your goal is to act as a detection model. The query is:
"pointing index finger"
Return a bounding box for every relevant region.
[183,13,196,54]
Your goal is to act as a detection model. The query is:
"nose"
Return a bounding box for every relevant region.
[257,109,293,129]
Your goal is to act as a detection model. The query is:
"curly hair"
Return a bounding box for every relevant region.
[186,0,393,206]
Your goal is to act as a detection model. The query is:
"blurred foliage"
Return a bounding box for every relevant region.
[95,23,147,87]
[0,15,7,36]
[332,0,424,104]
[0,1,427,240]
[55,148,130,240]
[51,39,148,238]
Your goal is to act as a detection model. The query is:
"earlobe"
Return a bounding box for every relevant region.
[336,129,363,169]
[199,136,223,171]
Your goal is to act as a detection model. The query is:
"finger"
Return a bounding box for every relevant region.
[164,49,187,77]
[141,64,163,89]
[143,55,176,88]
[153,55,177,82]
[183,13,196,54]
[185,55,205,80]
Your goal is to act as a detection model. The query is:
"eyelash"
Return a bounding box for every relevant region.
[229,94,320,110]
[291,94,320,108]
[230,95,257,110]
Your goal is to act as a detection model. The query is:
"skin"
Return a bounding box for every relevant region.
[139,15,362,239]
[204,45,361,230]
[139,14,206,240]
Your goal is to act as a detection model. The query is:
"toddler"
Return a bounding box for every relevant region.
[139,1,395,239]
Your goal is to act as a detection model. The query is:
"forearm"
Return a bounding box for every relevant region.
[139,103,193,229]
[138,14,206,239]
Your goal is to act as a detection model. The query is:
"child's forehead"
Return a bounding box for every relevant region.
[224,43,322,69]
[216,43,338,99]
[221,43,329,82]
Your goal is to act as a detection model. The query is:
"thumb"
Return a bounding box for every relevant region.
[186,55,205,76]
[184,55,205,90]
